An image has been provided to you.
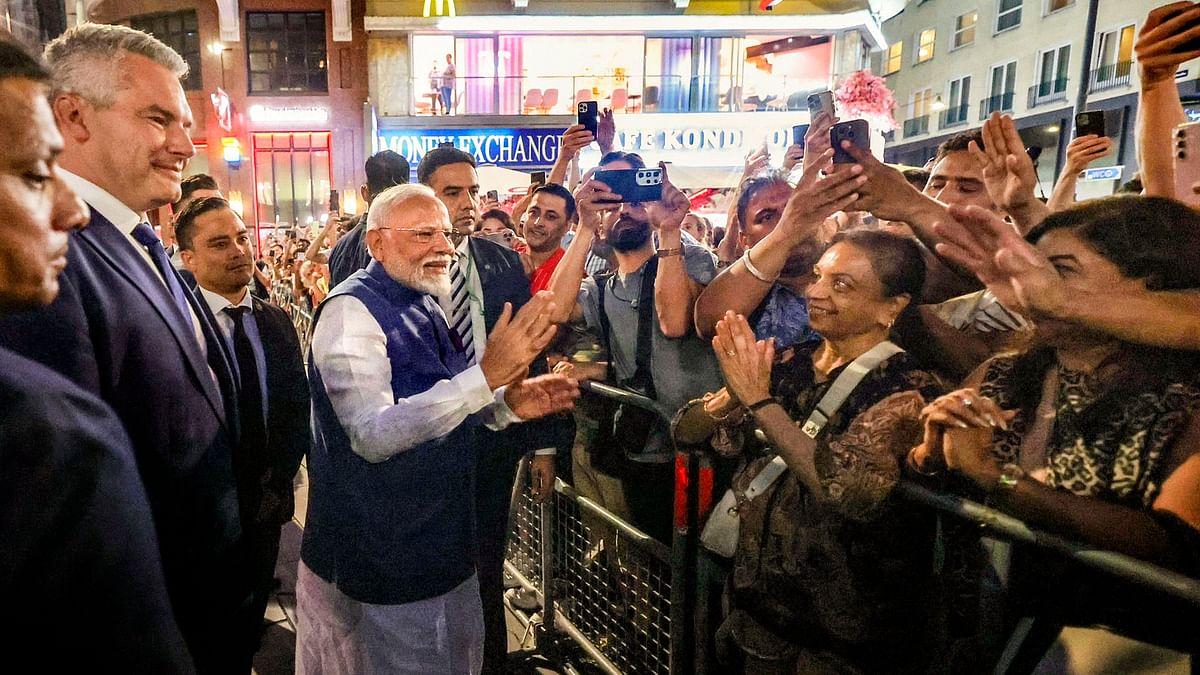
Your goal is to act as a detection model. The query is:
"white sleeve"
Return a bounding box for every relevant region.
[311,295,511,463]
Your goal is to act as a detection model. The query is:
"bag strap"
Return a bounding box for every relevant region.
[800,340,903,439]
[594,258,659,398]
[736,340,904,506]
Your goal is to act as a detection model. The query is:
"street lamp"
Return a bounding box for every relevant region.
[208,41,229,90]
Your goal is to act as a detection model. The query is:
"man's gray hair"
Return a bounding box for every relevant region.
[43,23,188,108]
[367,184,442,231]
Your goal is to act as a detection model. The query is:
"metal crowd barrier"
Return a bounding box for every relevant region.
[270,283,315,354]
[503,380,1200,674]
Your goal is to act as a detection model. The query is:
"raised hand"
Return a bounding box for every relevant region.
[574,178,621,231]
[649,162,691,233]
[802,111,839,175]
[776,148,866,245]
[597,108,616,154]
[1064,135,1113,174]
[504,372,580,421]
[560,123,595,159]
[480,291,560,389]
[837,141,923,223]
[742,146,771,182]
[969,113,1041,222]
[783,144,804,172]
[1136,3,1200,87]
[712,311,774,406]
[932,204,1066,317]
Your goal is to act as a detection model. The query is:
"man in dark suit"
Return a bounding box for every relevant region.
[327,150,410,287]
[0,37,194,672]
[178,196,311,661]
[0,24,250,673]
[419,147,574,674]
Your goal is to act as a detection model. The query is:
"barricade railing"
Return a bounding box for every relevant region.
[504,380,1200,673]
[270,283,315,354]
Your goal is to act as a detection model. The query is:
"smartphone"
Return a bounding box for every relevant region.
[1175,121,1200,208]
[485,189,499,203]
[792,124,810,148]
[531,170,547,185]
[1075,110,1109,138]
[481,231,515,248]
[830,119,870,164]
[807,90,835,120]
[592,168,664,204]
[1163,5,1200,53]
[329,189,340,215]
[578,101,599,137]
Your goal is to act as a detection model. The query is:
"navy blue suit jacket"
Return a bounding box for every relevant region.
[0,346,195,673]
[0,209,248,665]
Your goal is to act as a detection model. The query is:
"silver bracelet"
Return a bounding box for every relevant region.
[742,248,777,283]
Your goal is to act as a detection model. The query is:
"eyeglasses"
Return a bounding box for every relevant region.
[377,227,455,244]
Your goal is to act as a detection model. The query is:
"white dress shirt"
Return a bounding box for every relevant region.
[311,293,524,464]
[60,169,208,352]
[198,286,269,421]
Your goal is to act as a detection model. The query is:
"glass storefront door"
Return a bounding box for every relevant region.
[252,131,332,237]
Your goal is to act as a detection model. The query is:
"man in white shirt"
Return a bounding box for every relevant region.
[177,196,311,663]
[298,184,578,674]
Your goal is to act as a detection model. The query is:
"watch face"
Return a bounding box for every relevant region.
[998,462,1024,489]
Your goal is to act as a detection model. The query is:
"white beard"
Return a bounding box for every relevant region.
[385,255,453,296]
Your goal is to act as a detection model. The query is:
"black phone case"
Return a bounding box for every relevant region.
[593,168,663,204]
[578,102,599,137]
[830,119,870,163]
[1075,111,1107,138]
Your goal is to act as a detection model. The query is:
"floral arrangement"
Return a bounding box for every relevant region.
[833,70,898,133]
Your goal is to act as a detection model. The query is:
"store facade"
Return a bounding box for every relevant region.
[90,0,370,246]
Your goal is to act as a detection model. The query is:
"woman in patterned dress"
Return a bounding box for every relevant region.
[675,230,944,674]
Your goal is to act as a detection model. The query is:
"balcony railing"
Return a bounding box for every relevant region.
[1028,78,1069,108]
[979,92,1015,120]
[1089,60,1133,93]
[405,73,830,117]
[939,103,970,129]
[903,115,930,138]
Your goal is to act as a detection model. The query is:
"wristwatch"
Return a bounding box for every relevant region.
[996,462,1024,492]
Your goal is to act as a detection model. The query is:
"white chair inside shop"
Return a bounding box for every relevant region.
[523,88,543,113]
[539,88,559,113]
[609,87,628,112]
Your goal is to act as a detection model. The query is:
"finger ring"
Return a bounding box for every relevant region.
[961,396,974,407]
[725,349,736,357]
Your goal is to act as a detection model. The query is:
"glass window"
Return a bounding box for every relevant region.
[1046,0,1073,13]
[1093,24,1135,86]
[246,12,328,94]
[741,35,833,112]
[1037,45,1070,91]
[130,11,201,90]
[911,87,934,118]
[916,28,935,64]
[946,75,971,124]
[996,0,1023,33]
[252,132,331,232]
[954,12,977,49]
[646,38,693,113]
[884,41,903,75]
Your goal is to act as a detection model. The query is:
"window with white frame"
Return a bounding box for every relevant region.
[884,41,903,75]
[916,28,936,64]
[987,61,1017,113]
[1094,24,1136,85]
[1046,0,1073,14]
[1035,44,1070,96]
[912,87,935,118]
[946,75,971,124]
[996,0,1023,33]
[954,11,978,49]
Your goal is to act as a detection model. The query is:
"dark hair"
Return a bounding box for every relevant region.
[598,151,645,169]
[901,167,931,190]
[1010,196,1200,440]
[173,174,220,211]
[828,229,926,303]
[934,130,984,163]
[175,196,232,251]
[365,150,410,200]
[417,146,476,185]
[1116,174,1143,195]
[736,170,791,230]
[532,183,577,223]
[0,38,49,82]
[477,208,514,232]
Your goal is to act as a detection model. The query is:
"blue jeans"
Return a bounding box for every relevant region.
[440,86,454,114]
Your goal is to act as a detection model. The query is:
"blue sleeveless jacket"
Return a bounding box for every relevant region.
[301,261,478,604]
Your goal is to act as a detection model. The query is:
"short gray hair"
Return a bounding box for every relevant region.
[43,23,188,108]
[367,184,443,231]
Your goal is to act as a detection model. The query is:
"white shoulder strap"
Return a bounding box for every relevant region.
[800,341,903,439]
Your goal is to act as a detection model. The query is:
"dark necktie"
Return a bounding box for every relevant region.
[131,222,193,326]
[224,306,266,452]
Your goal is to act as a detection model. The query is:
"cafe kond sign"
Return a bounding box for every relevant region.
[376,112,804,169]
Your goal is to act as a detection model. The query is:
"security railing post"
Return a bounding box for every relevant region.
[539,486,555,632]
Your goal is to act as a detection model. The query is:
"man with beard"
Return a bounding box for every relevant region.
[548,163,722,541]
[298,184,578,674]
[177,197,310,661]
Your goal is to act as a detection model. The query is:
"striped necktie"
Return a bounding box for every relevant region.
[448,253,476,364]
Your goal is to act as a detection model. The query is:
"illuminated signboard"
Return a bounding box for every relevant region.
[377,127,567,169]
[248,105,330,124]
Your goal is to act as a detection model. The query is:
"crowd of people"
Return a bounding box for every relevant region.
[2,3,1200,675]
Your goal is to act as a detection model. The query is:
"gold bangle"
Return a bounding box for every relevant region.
[656,246,684,258]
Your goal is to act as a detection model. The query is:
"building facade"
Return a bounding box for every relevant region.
[362,0,888,188]
[877,0,1200,199]
[88,0,370,242]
